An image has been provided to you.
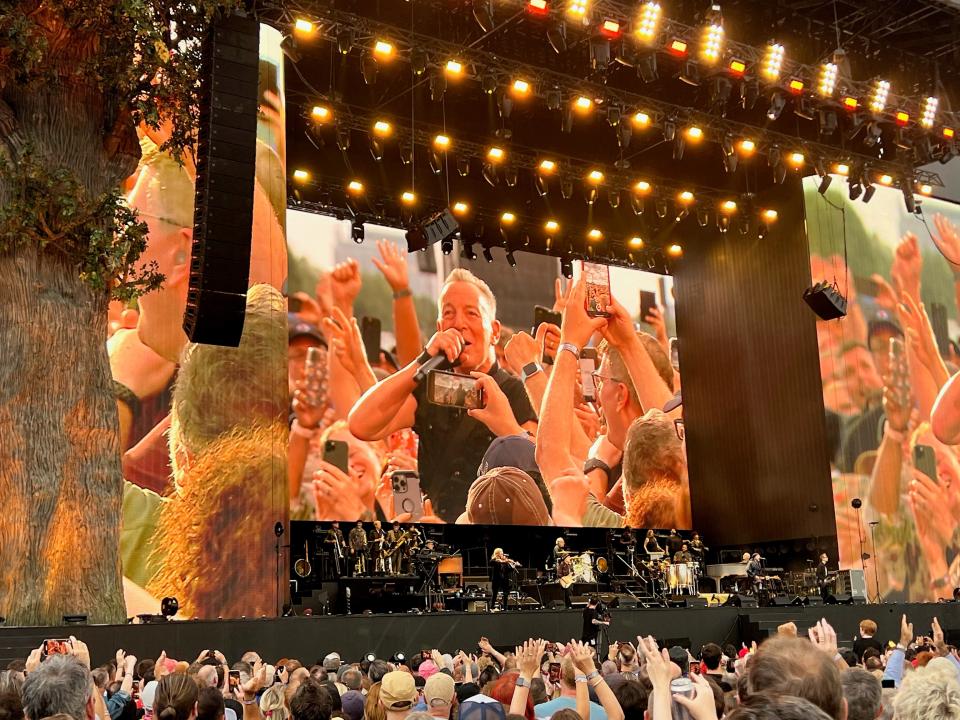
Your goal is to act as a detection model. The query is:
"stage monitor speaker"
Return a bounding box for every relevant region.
[548,600,566,610]
[769,594,793,606]
[683,596,708,608]
[827,593,852,605]
[618,597,639,609]
[184,10,260,347]
[723,594,758,608]
[806,595,824,607]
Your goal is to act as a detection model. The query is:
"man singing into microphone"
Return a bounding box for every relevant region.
[350,269,537,521]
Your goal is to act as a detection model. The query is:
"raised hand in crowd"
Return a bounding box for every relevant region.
[908,464,954,586]
[330,258,362,314]
[313,460,371,521]
[900,291,950,390]
[807,618,838,659]
[932,212,960,269]
[468,372,527,437]
[639,635,673,720]
[547,466,591,527]
[672,673,721,720]
[372,239,422,365]
[603,295,673,414]
[892,231,923,301]
[322,306,377,391]
[552,277,569,313]
[372,239,410,294]
[155,650,170,678]
[643,305,670,353]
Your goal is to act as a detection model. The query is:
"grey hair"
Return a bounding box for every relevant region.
[21,655,91,720]
[893,669,960,720]
[841,668,882,720]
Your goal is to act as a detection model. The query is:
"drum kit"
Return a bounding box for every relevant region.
[642,559,700,596]
[558,550,597,585]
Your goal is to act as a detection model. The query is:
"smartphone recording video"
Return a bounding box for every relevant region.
[548,662,561,683]
[323,439,350,475]
[228,671,241,692]
[41,639,71,660]
[579,348,598,403]
[426,370,484,410]
[582,262,612,318]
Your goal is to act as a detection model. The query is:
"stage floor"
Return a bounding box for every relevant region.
[2,603,957,667]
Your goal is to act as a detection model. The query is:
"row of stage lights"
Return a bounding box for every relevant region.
[302,106,939,208]
[290,5,958,146]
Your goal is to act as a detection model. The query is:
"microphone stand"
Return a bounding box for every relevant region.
[868,521,882,603]
[851,499,869,601]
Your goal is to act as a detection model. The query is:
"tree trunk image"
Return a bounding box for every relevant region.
[0,84,138,625]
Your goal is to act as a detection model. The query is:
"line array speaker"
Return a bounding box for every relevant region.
[184,11,260,346]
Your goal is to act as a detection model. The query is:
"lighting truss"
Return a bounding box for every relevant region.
[295,6,948,184]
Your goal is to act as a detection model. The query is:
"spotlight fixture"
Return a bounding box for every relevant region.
[634,180,652,194]
[833,163,849,175]
[506,249,517,267]
[430,73,447,102]
[561,256,574,279]
[655,198,668,218]
[818,109,838,136]
[666,244,683,258]
[457,157,471,177]
[546,87,562,110]
[696,206,709,227]
[567,0,588,17]
[483,246,494,262]
[482,162,498,187]
[504,166,519,187]
[663,119,676,141]
[294,19,315,35]
[336,128,351,151]
[902,186,917,213]
[560,178,574,199]
[921,96,939,129]
[433,134,451,151]
[310,105,332,123]
[701,23,724,64]
[445,59,464,76]
[919,183,932,195]
[878,174,893,186]
[452,201,469,216]
[678,190,694,204]
[738,139,756,155]
[573,96,593,112]
[762,43,784,80]
[337,29,354,55]
[848,179,862,201]
[787,152,805,168]
[472,0,494,32]
[673,135,685,160]
[544,219,560,233]
[487,146,505,163]
[292,169,309,182]
[411,49,428,75]
[636,2,662,41]
[637,51,659,82]
[720,200,737,213]
[547,22,567,53]
[869,80,890,114]
[527,0,548,14]
[372,120,392,137]
[741,77,759,109]
[347,180,364,194]
[512,78,531,96]
[818,175,832,194]
[817,62,838,97]
[766,92,786,121]
[686,126,703,141]
[628,236,644,249]
[679,59,700,86]
[632,111,651,128]
[587,169,604,184]
[587,228,603,241]
[352,221,365,243]
[401,191,416,206]
[788,78,805,94]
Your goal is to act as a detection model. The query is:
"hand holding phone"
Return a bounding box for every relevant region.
[583,262,612,318]
[426,370,485,410]
[914,444,937,483]
[391,471,424,520]
[579,348,598,403]
[323,439,350,475]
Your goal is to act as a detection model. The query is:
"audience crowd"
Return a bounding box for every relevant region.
[3,614,959,720]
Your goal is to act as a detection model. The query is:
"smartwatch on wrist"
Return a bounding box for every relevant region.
[583,458,612,477]
[521,362,544,383]
[515,676,531,688]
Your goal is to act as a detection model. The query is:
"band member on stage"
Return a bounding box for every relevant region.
[349,521,368,575]
[816,552,831,600]
[643,529,662,554]
[369,520,387,575]
[490,548,519,610]
[325,521,346,576]
[666,529,683,558]
[673,542,693,564]
[581,596,610,648]
[386,520,405,575]
[745,552,763,593]
[552,537,567,572]
[689,533,707,560]
[620,528,637,569]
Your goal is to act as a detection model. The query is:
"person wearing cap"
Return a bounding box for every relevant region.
[423,673,456,719]
[340,690,365,720]
[349,269,537,521]
[379,671,418,720]
[461,467,551,526]
[459,694,507,720]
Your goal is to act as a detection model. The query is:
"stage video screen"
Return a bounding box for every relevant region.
[805,176,960,602]
[288,211,690,529]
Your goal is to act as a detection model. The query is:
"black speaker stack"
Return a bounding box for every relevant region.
[184,11,260,347]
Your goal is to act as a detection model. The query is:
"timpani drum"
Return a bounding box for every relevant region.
[668,562,697,594]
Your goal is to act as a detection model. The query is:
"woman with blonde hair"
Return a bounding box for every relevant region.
[259,685,289,720]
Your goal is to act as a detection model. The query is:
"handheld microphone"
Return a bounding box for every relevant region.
[413,345,466,384]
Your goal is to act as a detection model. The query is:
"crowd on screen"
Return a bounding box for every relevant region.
[817,213,960,601]
[3,614,960,720]
[286,239,688,529]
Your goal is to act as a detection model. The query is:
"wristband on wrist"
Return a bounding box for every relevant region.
[583,458,612,477]
[574,674,588,683]
[558,342,580,360]
[884,420,906,443]
[291,420,318,438]
[240,698,257,705]
[585,670,599,681]
[393,288,412,300]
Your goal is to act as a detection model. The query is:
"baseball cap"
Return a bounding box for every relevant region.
[866,311,903,348]
[466,467,550,525]
[458,694,506,720]
[379,670,417,711]
[479,435,539,477]
[423,673,455,708]
[288,314,326,345]
[341,691,364,720]
[140,680,158,711]
[323,653,342,672]
[417,659,439,680]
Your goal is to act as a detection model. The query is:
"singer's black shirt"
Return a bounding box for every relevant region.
[412,362,536,521]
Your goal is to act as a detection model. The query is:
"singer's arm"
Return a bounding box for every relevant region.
[348,364,419,440]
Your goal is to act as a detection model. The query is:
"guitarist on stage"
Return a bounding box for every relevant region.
[816,552,833,600]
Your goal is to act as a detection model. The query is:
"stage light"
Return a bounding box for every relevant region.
[512,79,531,96]
[294,19,315,35]
[817,63,837,97]
[311,105,332,122]
[634,180,651,193]
[606,106,621,127]
[501,212,516,226]
[506,249,517,267]
[347,180,364,194]
[848,180,862,201]
[944,127,955,139]
[655,198,668,218]
[863,184,876,203]
[879,174,893,185]
[482,246,494,263]
[669,39,688,56]
[452,201,469,216]
[487,146,505,162]
[292,169,309,182]
[818,175,832,194]
[701,23,724,63]
[738,139,756,154]
[761,209,778,222]
[535,159,556,176]
[632,111,651,128]
[337,29,354,55]
[834,163,849,175]
[352,221,365,244]
[678,190,694,204]
[445,59,463,76]
[762,43,784,80]
[628,236,644,249]
[695,206,708,226]
[921,96,938,128]
[410,49,428,75]
[374,40,395,58]
[729,59,746,76]
[574,96,593,112]
[895,110,910,126]
[588,228,603,241]
[766,92,786,120]
[527,0,548,13]
[361,53,379,85]
[919,183,932,195]
[788,78,805,94]
[587,169,604,184]
[666,244,683,257]
[869,80,890,114]
[401,191,416,206]
[720,200,737,213]
[561,178,574,199]
[636,2,662,41]
[636,52,659,82]
[680,60,700,86]
[601,19,621,37]
[842,96,858,110]
[547,21,567,53]
[336,128,351,152]
[686,126,703,141]
[430,134,450,152]
[561,256,574,278]
[568,0,588,17]
[543,220,560,235]
[373,120,392,137]
[788,151,805,167]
